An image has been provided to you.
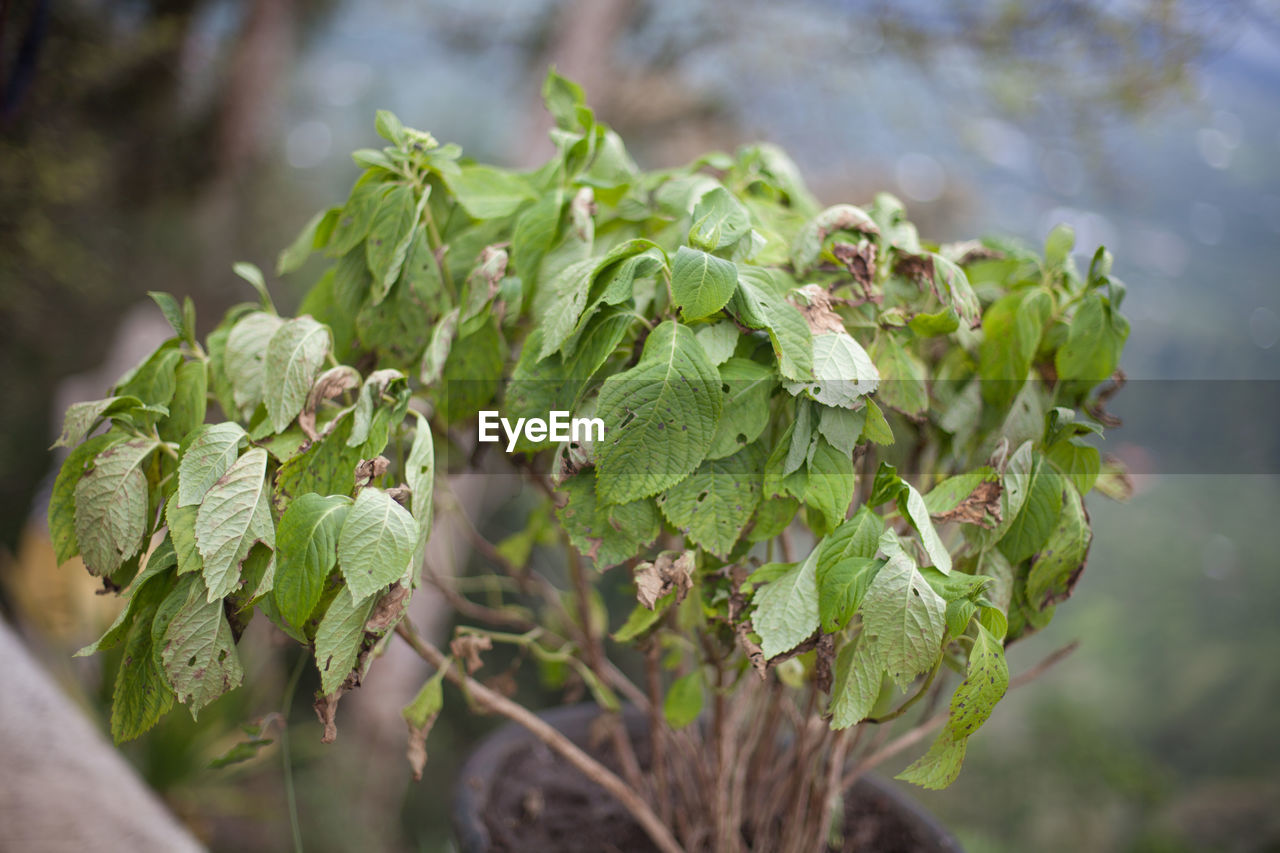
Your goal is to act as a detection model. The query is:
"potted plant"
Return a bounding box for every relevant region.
[49,70,1130,852]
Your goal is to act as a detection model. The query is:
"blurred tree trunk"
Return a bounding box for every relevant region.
[0,617,205,852]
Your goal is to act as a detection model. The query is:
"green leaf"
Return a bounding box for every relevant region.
[612,591,675,642]
[49,433,119,564]
[166,494,203,576]
[803,436,855,533]
[860,539,946,688]
[663,671,704,729]
[328,179,391,257]
[1044,223,1075,269]
[225,311,285,415]
[375,109,406,145]
[556,474,660,568]
[923,468,998,515]
[978,289,1050,412]
[595,321,722,504]
[830,634,883,729]
[264,317,331,434]
[365,184,421,303]
[195,447,275,600]
[337,488,418,604]
[160,360,207,443]
[688,185,751,252]
[707,358,775,459]
[274,412,370,506]
[110,593,174,743]
[543,67,587,131]
[348,368,406,448]
[76,546,174,658]
[728,267,813,381]
[314,589,374,695]
[1055,292,1129,384]
[74,438,157,576]
[694,321,739,367]
[997,455,1063,565]
[443,165,536,219]
[115,347,182,423]
[786,332,879,409]
[671,246,738,322]
[537,258,600,359]
[816,506,884,575]
[406,414,435,572]
[177,423,247,507]
[818,557,884,633]
[277,209,331,276]
[52,396,147,449]
[232,262,276,312]
[753,547,820,659]
[815,405,865,456]
[657,444,762,558]
[419,307,460,387]
[1026,483,1090,609]
[870,464,951,574]
[861,399,894,445]
[898,623,1008,789]
[274,494,352,629]
[868,335,927,417]
[149,291,190,342]
[159,576,244,718]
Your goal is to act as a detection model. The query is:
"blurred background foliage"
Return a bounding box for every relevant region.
[1,0,1278,851]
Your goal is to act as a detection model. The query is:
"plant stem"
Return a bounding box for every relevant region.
[395,620,684,853]
[280,651,307,853]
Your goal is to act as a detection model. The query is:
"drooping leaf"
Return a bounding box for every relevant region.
[595,321,722,504]
[314,589,374,695]
[997,454,1064,565]
[264,316,331,434]
[727,267,813,381]
[178,423,247,507]
[52,396,145,449]
[860,538,946,688]
[1026,482,1090,609]
[803,436,855,533]
[110,593,174,743]
[49,433,119,564]
[337,488,418,604]
[978,289,1050,412]
[556,474,660,568]
[365,184,421,303]
[225,311,285,415]
[753,547,820,659]
[274,494,352,629]
[160,360,208,444]
[898,623,1008,789]
[818,557,884,634]
[657,444,762,558]
[159,576,244,717]
[195,448,275,600]
[830,634,883,729]
[73,438,157,576]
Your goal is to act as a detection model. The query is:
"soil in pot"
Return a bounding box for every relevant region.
[454,705,960,853]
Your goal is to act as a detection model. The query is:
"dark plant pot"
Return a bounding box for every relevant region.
[453,704,962,853]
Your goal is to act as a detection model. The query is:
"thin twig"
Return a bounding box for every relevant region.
[394,621,684,853]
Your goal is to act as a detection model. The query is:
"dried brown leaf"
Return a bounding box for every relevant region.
[354,456,390,487]
[832,241,877,295]
[933,479,1003,528]
[366,583,412,633]
[313,690,344,744]
[634,551,694,610]
[450,633,493,674]
[791,283,846,335]
[301,366,361,440]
